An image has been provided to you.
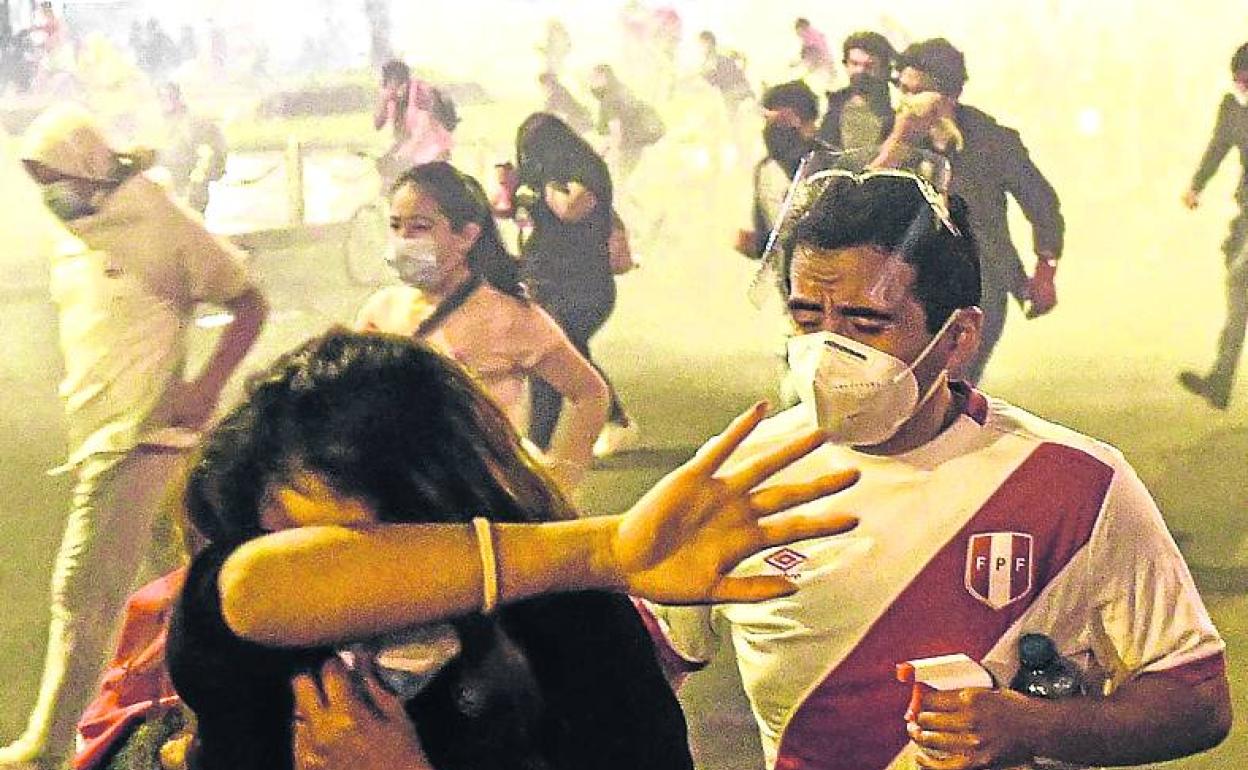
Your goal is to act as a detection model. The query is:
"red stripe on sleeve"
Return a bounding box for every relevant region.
[1142,652,1227,688]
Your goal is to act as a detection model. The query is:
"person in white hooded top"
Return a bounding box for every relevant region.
[0,104,267,770]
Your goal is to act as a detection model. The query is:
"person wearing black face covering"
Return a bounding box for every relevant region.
[816,31,896,152]
[735,80,819,259]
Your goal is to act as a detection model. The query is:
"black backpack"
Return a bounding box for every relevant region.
[430,87,460,132]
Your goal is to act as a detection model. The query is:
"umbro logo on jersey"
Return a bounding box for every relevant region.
[964,532,1034,610]
[765,547,808,575]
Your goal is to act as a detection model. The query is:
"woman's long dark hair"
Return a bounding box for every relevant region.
[392,161,529,301]
[514,112,610,199]
[185,328,578,545]
[183,330,568,770]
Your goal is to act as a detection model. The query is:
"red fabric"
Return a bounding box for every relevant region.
[774,443,1114,770]
[1146,651,1228,688]
[73,568,186,770]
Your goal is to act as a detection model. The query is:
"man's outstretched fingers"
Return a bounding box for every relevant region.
[748,469,860,514]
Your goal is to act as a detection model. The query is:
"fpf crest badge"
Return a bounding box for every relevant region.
[964,532,1033,610]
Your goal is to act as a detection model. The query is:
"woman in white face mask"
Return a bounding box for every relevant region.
[355,162,609,491]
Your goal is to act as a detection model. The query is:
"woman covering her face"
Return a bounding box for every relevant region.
[165,329,860,770]
[513,113,634,455]
[355,162,608,492]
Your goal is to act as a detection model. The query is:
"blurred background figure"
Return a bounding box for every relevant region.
[538,70,593,135]
[374,58,454,189]
[696,30,754,122]
[817,30,895,152]
[157,82,227,214]
[538,18,572,77]
[130,18,177,79]
[588,63,664,184]
[617,0,681,102]
[793,17,835,94]
[883,37,1063,383]
[31,1,67,62]
[1179,42,1248,410]
[513,113,639,458]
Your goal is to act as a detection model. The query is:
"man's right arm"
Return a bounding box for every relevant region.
[910,457,1230,769]
[1189,95,1236,198]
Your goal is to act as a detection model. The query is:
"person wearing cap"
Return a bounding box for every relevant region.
[1178,42,1248,410]
[0,104,267,770]
[816,31,896,152]
[643,171,1229,770]
[877,37,1064,384]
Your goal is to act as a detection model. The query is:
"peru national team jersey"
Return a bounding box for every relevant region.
[644,386,1224,770]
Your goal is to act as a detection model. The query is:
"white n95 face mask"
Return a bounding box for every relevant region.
[786,314,957,446]
[388,235,441,289]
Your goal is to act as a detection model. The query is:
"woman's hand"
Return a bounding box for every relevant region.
[293,658,433,770]
[603,402,859,604]
[544,180,598,222]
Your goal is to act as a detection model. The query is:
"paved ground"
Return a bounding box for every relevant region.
[0,139,1246,770]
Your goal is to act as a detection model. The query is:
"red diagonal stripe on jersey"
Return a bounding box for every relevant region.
[773,443,1113,770]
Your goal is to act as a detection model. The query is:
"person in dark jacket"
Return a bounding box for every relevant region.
[1178,42,1248,410]
[881,38,1064,383]
[816,31,895,152]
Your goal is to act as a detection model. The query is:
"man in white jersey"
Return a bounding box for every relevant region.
[643,171,1230,770]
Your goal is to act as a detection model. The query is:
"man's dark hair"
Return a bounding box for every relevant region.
[381,58,410,84]
[1232,42,1248,75]
[784,175,981,332]
[842,31,894,66]
[699,30,716,47]
[795,18,810,30]
[898,38,968,97]
[761,79,819,124]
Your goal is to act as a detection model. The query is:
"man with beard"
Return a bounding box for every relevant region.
[817,31,896,152]
[735,80,819,260]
